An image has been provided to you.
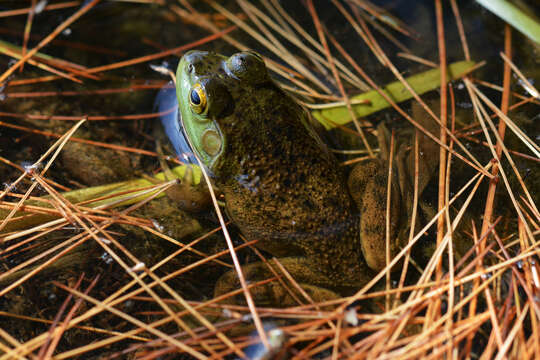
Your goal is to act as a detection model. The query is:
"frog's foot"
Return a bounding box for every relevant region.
[214,257,343,308]
[155,141,211,212]
[164,165,212,212]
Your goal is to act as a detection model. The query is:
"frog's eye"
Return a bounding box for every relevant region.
[189,83,207,114]
[226,51,268,84]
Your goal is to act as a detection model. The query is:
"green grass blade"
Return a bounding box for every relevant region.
[476,0,540,44]
[312,60,476,129]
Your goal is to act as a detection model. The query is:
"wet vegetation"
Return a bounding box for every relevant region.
[0,0,539,358]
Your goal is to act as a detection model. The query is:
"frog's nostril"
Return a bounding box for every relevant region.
[183,51,211,75]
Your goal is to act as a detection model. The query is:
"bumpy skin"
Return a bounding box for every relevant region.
[176,51,371,290]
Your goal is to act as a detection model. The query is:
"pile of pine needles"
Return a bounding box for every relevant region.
[0,0,538,358]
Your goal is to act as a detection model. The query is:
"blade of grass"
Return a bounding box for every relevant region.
[311,60,477,129]
[476,0,540,44]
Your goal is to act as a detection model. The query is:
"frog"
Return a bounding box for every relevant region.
[175,50,438,302]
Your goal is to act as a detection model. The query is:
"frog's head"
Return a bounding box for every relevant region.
[176,50,270,172]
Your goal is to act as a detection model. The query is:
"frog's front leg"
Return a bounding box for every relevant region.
[154,141,211,212]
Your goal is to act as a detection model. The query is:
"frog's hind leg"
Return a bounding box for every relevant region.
[214,257,343,308]
[347,124,402,271]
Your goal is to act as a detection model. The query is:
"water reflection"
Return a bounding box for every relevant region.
[154,83,197,164]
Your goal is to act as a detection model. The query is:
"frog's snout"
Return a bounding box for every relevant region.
[181,50,224,78]
[182,50,208,75]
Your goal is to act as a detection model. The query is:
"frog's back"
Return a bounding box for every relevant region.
[215,83,362,279]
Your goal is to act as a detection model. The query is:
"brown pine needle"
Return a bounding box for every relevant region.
[0,0,101,83]
[308,0,374,156]
[0,2,81,18]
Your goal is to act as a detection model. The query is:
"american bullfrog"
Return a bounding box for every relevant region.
[175,50,437,300]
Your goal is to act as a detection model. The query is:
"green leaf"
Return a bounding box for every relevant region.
[0,165,200,233]
[476,0,540,44]
[312,60,477,129]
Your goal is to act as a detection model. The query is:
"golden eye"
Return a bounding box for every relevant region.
[189,83,206,114]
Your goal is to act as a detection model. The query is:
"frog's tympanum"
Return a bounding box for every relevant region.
[175,50,436,302]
